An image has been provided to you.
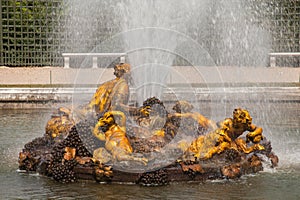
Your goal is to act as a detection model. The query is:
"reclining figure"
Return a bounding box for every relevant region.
[93,111,148,165]
[183,108,265,160]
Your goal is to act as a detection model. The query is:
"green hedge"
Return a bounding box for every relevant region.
[1,0,63,66]
[0,0,299,67]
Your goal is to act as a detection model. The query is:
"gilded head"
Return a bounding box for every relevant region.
[114,63,131,78]
[98,112,115,127]
[233,108,252,126]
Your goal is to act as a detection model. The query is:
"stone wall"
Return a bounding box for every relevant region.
[0,66,299,85]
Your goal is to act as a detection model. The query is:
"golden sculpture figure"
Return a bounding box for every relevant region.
[171,100,217,131]
[184,108,265,160]
[137,105,167,139]
[45,107,74,141]
[87,63,132,115]
[93,110,148,165]
[45,62,135,142]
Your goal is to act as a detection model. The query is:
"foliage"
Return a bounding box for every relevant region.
[0,0,299,66]
[1,0,63,66]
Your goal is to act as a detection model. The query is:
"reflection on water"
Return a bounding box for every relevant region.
[0,101,299,199]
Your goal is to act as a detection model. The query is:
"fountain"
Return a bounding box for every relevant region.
[18,61,278,185]
[18,0,280,185]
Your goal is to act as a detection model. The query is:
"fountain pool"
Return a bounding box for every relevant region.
[0,97,299,199]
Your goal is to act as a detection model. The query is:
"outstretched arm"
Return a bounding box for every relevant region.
[246,124,263,143]
[235,138,265,153]
[172,112,217,130]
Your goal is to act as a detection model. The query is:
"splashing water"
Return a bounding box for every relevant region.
[61,0,286,172]
[63,0,271,104]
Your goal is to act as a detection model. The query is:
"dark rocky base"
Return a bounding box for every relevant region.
[18,132,275,186]
[73,153,264,185]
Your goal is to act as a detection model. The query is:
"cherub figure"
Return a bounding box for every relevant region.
[45,107,74,142]
[93,111,148,165]
[137,98,168,139]
[134,100,216,152]
[183,108,265,160]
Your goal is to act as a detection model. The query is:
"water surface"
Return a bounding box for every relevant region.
[0,100,299,199]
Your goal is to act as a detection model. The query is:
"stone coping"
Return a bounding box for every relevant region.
[0,66,299,85]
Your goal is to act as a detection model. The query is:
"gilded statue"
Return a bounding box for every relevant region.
[87,63,132,115]
[45,62,136,143]
[93,110,148,165]
[45,107,74,142]
[184,108,265,160]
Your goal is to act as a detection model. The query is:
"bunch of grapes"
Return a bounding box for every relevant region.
[225,148,241,162]
[75,119,104,154]
[138,169,169,186]
[142,97,168,117]
[19,136,52,172]
[47,125,92,182]
[50,159,77,183]
[142,97,165,108]
[24,136,51,151]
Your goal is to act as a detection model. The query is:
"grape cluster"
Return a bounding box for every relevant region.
[75,118,104,154]
[46,125,95,183]
[46,141,67,179]
[19,136,52,172]
[50,160,77,183]
[259,138,272,155]
[64,126,93,157]
[142,97,165,108]
[185,168,197,179]
[142,97,168,117]
[138,169,169,186]
[46,151,75,183]
[24,136,51,151]
[225,148,241,162]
